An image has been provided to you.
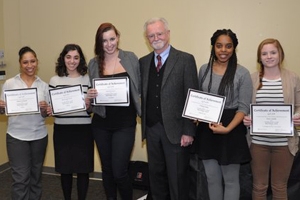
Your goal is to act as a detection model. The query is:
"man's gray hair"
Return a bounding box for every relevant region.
[143,17,169,32]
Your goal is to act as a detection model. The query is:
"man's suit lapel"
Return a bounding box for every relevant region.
[162,47,177,88]
[142,53,153,98]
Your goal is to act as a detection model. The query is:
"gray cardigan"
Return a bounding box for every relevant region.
[88,49,141,117]
[199,63,252,115]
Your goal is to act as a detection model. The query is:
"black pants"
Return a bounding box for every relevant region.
[146,123,190,200]
[93,126,135,200]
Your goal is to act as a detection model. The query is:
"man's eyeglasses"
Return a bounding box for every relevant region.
[146,32,166,40]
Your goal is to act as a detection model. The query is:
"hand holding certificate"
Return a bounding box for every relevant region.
[49,85,86,115]
[92,77,130,106]
[182,89,226,123]
[250,104,294,136]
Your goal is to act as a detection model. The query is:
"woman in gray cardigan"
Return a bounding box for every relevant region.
[87,23,141,200]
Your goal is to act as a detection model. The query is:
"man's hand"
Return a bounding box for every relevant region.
[181,135,194,147]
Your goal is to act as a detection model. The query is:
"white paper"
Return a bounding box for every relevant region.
[49,85,86,115]
[250,104,294,136]
[182,89,226,123]
[4,88,40,115]
[93,77,130,106]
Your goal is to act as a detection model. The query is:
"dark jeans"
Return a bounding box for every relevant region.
[92,126,135,200]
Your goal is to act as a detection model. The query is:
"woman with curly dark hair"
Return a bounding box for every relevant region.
[49,44,94,200]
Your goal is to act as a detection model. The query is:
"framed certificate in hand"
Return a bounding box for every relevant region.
[4,88,40,115]
[93,77,130,106]
[182,89,226,123]
[250,104,294,136]
[49,84,86,115]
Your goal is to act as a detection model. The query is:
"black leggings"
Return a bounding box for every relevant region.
[92,126,135,200]
[61,173,89,200]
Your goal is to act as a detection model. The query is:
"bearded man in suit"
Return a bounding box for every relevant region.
[139,17,198,200]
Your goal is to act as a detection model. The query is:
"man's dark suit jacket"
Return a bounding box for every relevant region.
[140,46,199,144]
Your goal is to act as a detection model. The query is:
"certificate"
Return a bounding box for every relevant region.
[250,104,294,136]
[4,88,40,115]
[182,89,226,123]
[49,84,86,115]
[93,77,130,106]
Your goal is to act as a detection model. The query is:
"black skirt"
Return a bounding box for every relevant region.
[53,124,94,173]
[196,109,251,165]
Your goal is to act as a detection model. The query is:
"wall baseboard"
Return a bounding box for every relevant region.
[0,162,10,174]
[0,162,102,180]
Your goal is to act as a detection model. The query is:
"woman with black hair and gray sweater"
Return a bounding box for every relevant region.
[196,29,252,200]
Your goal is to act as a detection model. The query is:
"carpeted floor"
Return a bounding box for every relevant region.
[0,166,148,200]
[2,161,300,200]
